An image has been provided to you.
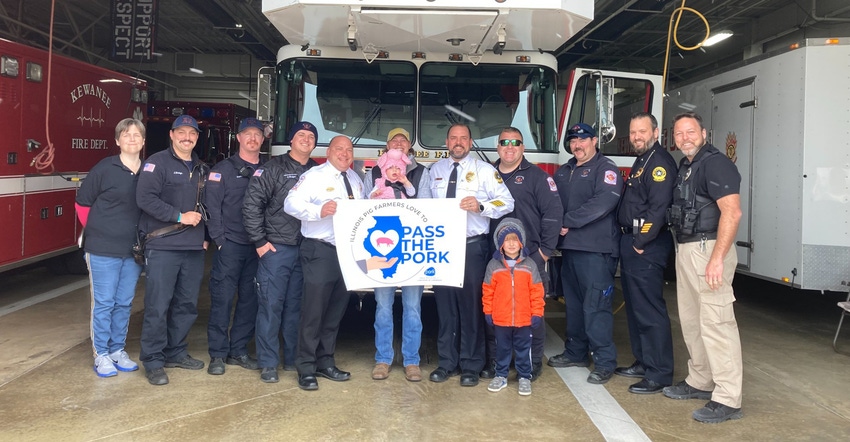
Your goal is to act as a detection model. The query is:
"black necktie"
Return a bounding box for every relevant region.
[446,162,459,198]
[341,172,355,199]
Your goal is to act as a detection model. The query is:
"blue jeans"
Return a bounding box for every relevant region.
[86,253,142,357]
[255,243,303,369]
[373,285,423,366]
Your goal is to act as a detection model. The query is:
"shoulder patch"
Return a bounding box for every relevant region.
[253,169,263,177]
[209,172,222,182]
[652,166,667,182]
[291,175,306,191]
[494,171,503,184]
[547,177,558,192]
[603,170,618,185]
[143,163,155,173]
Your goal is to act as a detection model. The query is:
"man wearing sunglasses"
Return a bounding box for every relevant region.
[482,127,562,382]
[549,122,621,385]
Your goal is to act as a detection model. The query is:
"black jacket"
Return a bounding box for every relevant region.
[617,142,678,249]
[242,152,318,248]
[204,155,261,246]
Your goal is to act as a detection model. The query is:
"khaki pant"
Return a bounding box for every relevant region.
[676,240,743,408]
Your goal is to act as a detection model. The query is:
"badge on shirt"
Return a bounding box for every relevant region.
[493,171,502,184]
[143,163,155,173]
[603,170,617,185]
[513,176,524,185]
[466,172,476,183]
[631,167,644,179]
[209,172,222,182]
[652,167,667,182]
[547,177,558,192]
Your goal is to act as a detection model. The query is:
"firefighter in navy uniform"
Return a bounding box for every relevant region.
[614,112,677,394]
[203,118,265,376]
[137,114,209,386]
[662,112,744,424]
[548,123,620,385]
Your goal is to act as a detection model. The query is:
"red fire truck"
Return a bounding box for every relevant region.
[146,101,253,164]
[0,39,148,274]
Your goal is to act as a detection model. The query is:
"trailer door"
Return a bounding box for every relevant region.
[710,78,755,269]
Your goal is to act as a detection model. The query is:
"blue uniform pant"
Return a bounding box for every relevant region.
[373,285,423,366]
[494,325,533,379]
[86,254,142,357]
[620,231,674,384]
[560,250,618,371]
[207,240,259,359]
[255,243,303,369]
[433,238,488,373]
[140,249,205,371]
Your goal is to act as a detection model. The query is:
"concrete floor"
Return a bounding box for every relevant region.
[0,262,848,441]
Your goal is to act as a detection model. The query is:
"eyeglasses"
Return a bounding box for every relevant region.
[498,139,523,147]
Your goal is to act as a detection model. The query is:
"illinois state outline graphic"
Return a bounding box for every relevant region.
[363,215,404,278]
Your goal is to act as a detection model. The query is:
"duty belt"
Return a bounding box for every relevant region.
[676,232,717,243]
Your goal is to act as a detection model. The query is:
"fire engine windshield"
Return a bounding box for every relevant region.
[273,57,557,152]
[419,63,558,152]
[274,59,416,147]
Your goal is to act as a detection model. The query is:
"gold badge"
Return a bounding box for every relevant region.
[495,171,503,184]
[652,167,667,182]
[631,167,644,179]
[465,171,475,183]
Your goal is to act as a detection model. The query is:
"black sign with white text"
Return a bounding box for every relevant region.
[110,0,158,62]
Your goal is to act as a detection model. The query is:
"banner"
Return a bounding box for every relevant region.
[333,198,468,291]
[111,0,158,62]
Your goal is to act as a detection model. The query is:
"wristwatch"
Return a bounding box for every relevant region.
[478,203,484,212]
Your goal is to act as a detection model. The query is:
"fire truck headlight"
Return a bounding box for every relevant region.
[1,55,19,78]
[26,62,42,82]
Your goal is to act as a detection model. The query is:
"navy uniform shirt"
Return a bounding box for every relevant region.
[76,156,141,258]
[554,150,621,254]
[617,142,678,249]
[204,155,261,246]
[492,157,563,256]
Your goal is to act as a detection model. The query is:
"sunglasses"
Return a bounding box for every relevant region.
[498,139,523,147]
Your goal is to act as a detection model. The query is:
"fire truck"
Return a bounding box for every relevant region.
[146,101,254,164]
[0,39,148,274]
[258,0,663,175]
[663,38,850,292]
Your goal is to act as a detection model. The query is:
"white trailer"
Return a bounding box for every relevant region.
[663,38,850,292]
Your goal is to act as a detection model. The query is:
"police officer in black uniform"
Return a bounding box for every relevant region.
[614,112,677,394]
[204,118,265,376]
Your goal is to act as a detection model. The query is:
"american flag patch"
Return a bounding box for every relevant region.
[209,172,222,182]
[253,169,263,177]
[143,163,155,172]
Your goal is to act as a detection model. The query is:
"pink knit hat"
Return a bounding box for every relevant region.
[376,148,411,174]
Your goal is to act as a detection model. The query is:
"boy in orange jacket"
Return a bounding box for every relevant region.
[482,218,546,395]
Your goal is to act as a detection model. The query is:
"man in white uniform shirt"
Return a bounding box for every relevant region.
[428,123,514,387]
[284,135,364,391]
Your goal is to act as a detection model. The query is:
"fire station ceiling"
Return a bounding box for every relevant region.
[1,0,848,88]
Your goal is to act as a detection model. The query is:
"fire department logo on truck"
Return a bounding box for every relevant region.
[726,132,738,163]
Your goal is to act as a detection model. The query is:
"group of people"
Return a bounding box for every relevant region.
[76,109,744,422]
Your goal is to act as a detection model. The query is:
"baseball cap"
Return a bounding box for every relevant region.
[287,121,319,143]
[387,127,410,142]
[238,117,264,134]
[172,115,199,131]
[566,123,596,140]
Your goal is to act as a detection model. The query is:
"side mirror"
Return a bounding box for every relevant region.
[596,76,616,145]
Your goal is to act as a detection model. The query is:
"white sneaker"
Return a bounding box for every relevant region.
[518,377,532,396]
[94,355,118,378]
[109,350,139,372]
[488,376,508,392]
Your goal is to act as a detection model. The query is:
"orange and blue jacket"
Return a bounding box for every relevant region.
[482,256,545,327]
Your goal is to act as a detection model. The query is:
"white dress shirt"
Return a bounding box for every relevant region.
[429,156,514,237]
[284,161,365,245]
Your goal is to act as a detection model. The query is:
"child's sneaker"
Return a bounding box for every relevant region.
[94,355,118,378]
[518,377,532,396]
[488,376,508,392]
[109,349,139,372]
